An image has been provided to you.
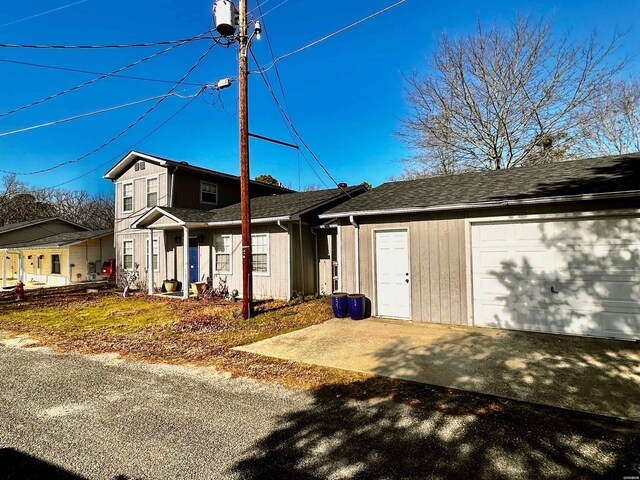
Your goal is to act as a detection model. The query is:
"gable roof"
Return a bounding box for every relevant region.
[132,185,367,228]
[320,153,640,218]
[0,217,89,235]
[1,229,113,250]
[103,151,293,192]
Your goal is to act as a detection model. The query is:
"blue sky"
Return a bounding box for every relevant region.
[0,0,638,195]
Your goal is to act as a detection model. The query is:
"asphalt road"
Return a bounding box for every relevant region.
[0,341,638,480]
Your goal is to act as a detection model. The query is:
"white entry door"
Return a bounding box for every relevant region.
[375,230,410,319]
[472,217,640,340]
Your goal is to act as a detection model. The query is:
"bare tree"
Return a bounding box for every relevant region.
[0,175,114,230]
[398,16,624,176]
[577,78,640,156]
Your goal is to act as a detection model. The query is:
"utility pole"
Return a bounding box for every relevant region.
[237,0,252,319]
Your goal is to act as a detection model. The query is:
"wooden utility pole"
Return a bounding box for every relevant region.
[238,0,252,319]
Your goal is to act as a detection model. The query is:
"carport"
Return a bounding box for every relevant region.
[235,318,640,420]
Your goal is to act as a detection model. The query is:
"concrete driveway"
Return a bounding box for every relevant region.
[235,318,640,421]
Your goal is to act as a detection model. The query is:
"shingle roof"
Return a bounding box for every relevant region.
[205,186,365,223]
[137,186,366,226]
[0,217,87,235]
[320,153,640,218]
[2,229,113,249]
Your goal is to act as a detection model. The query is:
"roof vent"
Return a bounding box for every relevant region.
[180,161,189,165]
[338,182,348,188]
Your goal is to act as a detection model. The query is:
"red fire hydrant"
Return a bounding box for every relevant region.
[13,281,25,301]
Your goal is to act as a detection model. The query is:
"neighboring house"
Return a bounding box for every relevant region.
[320,153,640,341]
[0,217,91,288]
[131,185,367,299]
[1,230,115,288]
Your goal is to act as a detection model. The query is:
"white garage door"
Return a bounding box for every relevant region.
[471,217,640,340]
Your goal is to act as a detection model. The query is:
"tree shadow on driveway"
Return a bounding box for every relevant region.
[232,376,640,479]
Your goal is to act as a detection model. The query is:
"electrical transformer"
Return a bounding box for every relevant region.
[213,0,238,36]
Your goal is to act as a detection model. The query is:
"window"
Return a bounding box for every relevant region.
[200,181,218,205]
[51,254,61,274]
[214,234,232,274]
[147,177,158,207]
[123,240,134,270]
[123,183,133,212]
[251,234,268,274]
[146,238,159,271]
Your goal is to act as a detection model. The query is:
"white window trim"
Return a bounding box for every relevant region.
[200,180,219,206]
[213,234,233,274]
[251,233,270,277]
[146,176,159,208]
[122,182,134,212]
[122,239,135,271]
[146,238,160,272]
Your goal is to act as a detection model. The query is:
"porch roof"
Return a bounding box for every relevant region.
[132,185,367,229]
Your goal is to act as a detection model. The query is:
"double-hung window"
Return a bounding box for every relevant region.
[123,240,134,270]
[51,254,61,274]
[123,183,133,212]
[147,177,158,207]
[251,234,269,274]
[146,238,159,271]
[200,181,218,205]
[213,234,232,274]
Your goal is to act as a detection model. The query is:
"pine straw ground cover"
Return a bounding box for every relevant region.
[0,291,515,415]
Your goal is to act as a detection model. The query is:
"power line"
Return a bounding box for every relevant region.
[255,0,300,184]
[0,58,204,87]
[1,43,216,176]
[252,0,406,76]
[250,49,339,192]
[0,32,213,49]
[0,89,201,138]
[49,91,202,189]
[1,0,89,28]
[0,39,197,119]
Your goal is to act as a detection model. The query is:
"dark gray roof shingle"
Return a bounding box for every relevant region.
[3,229,113,249]
[0,217,86,235]
[321,153,640,217]
[151,186,365,225]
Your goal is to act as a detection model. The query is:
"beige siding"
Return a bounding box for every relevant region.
[164,225,291,300]
[341,213,468,325]
[21,249,69,285]
[290,222,316,296]
[120,231,166,290]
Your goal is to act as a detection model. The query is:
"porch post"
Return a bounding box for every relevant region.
[17,252,23,282]
[148,228,154,295]
[1,253,5,288]
[182,225,189,299]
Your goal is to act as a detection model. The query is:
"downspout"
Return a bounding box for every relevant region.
[277,220,291,299]
[349,215,360,293]
[299,219,305,297]
[310,229,318,296]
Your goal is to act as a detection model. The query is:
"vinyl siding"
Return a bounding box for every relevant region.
[165,225,290,300]
[340,213,468,325]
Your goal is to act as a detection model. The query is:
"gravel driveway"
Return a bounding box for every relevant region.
[0,339,638,479]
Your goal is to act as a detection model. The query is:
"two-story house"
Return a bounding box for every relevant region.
[104,151,365,300]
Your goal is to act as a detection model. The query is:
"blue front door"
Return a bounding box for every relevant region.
[189,238,199,283]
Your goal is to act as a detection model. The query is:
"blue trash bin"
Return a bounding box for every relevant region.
[348,294,366,320]
[331,292,349,318]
